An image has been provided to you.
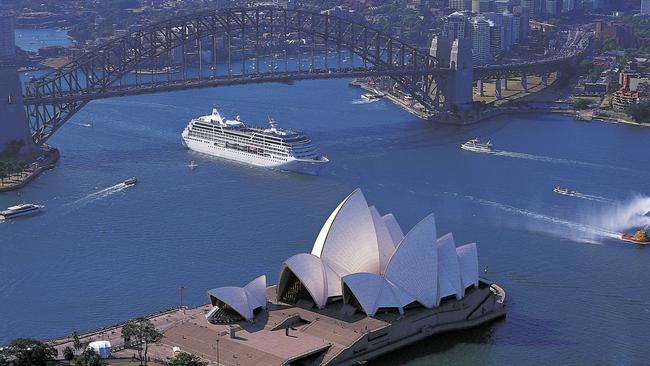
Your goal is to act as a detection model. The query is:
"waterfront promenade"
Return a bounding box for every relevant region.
[47,284,505,366]
[0,146,59,193]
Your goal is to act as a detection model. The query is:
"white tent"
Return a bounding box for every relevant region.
[87,341,111,358]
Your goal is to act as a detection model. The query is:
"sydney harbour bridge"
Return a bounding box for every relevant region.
[0,6,590,149]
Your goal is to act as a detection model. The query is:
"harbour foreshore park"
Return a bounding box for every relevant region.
[46,189,506,366]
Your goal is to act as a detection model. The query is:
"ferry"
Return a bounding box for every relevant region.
[123,177,137,186]
[620,229,649,244]
[553,186,577,196]
[0,204,44,220]
[460,138,493,153]
[181,108,329,175]
[361,91,384,101]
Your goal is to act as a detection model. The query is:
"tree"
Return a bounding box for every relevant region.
[166,352,208,366]
[4,162,15,181]
[572,99,591,110]
[1,139,25,157]
[63,346,75,363]
[626,102,650,123]
[0,161,6,184]
[71,331,86,355]
[77,347,102,366]
[0,338,57,366]
[122,318,162,366]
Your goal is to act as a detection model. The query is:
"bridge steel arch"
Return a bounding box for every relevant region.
[24,7,451,144]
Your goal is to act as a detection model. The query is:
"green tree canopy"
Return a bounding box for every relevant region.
[122,318,162,366]
[0,338,57,366]
[166,352,207,366]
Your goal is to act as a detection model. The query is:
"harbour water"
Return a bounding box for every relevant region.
[14,28,72,52]
[2,30,650,365]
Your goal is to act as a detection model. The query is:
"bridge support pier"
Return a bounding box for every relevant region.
[494,79,502,100]
[502,78,509,90]
[0,66,36,153]
[542,74,549,86]
[521,76,528,93]
[476,80,484,97]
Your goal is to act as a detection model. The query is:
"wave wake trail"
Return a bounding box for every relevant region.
[595,196,650,232]
[351,98,379,105]
[571,192,614,204]
[68,183,130,207]
[464,195,621,243]
[492,150,617,171]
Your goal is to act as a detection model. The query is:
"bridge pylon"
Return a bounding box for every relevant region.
[0,65,37,153]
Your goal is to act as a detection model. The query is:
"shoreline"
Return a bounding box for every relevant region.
[42,282,506,366]
[0,146,59,193]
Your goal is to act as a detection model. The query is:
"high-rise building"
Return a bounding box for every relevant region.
[0,14,16,61]
[642,0,650,14]
[472,0,495,13]
[546,0,559,15]
[521,0,542,16]
[471,17,492,64]
[513,6,530,39]
[449,0,472,11]
[495,0,512,12]
[562,0,575,12]
[444,12,473,41]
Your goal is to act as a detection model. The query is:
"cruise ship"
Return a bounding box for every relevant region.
[182,108,329,175]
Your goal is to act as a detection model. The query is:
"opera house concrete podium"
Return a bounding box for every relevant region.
[163,189,506,366]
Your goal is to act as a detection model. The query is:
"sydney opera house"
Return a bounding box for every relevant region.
[165,189,506,366]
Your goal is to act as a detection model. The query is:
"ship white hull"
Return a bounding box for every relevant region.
[0,207,43,220]
[460,145,493,154]
[182,134,328,175]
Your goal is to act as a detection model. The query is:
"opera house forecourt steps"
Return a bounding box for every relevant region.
[153,189,507,366]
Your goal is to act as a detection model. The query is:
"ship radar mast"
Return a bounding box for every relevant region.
[268,117,277,130]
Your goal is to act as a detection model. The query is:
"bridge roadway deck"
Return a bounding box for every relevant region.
[23,68,450,105]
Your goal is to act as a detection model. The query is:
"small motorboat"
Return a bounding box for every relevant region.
[0,203,44,220]
[188,161,198,169]
[460,138,493,153]
[123,177,137,186]
[621,229,650,244]
[553,186,576,196]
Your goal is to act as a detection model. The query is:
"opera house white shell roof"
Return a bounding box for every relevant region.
[207,189,480,321]
[206,275,267,322]
[276,189,480,316]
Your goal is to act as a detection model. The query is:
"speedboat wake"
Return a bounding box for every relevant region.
[464,195,621,244]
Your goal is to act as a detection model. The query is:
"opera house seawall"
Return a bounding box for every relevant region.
[162,189,506,365]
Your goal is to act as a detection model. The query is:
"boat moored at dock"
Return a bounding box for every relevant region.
[0,203,44,220]
[181,108,329,175]
[360,91,385,101]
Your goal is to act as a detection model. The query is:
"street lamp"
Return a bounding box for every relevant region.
[179,286,185,313]
[215,336,220,366]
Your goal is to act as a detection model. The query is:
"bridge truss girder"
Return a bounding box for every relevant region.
[24,7,450,145]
